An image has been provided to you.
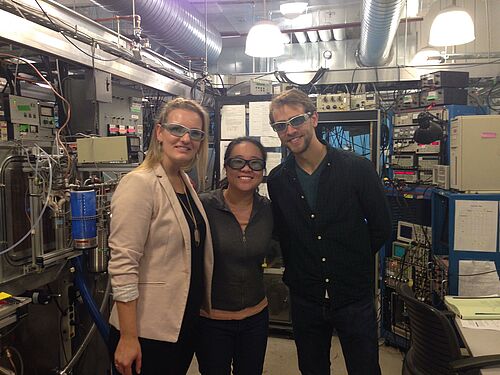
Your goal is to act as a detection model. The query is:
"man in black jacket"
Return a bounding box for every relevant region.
[267,89,391,375]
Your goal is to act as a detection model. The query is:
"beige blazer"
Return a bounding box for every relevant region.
[108,164,213,343]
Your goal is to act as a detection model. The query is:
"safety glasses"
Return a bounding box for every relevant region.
[225,157,266,171]
[161,123,206,141]
[270,112,312,133]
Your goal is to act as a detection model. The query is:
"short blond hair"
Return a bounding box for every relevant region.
[139,97,209,190]
[269,89,316,123]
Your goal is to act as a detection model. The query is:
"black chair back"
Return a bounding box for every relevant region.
[397,283,463,375]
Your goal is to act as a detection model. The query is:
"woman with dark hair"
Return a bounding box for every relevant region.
[196,137,274,375]
[108,98,213,375]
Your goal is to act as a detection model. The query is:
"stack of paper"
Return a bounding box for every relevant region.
[445,296,500,320]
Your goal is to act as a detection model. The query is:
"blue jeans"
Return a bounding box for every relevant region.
[290,294,381,375]
[196,307,269,375]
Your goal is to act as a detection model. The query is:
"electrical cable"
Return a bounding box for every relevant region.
[5,346,23,375]
[486,80,500,113]
[0,148,53,255]
[274,68,328,93]
[0,53,73,177]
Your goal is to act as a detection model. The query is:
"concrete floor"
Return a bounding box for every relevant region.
[188,335,404,374]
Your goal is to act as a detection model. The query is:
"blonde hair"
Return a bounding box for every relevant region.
[269,88,316,123]
[138,97,209,190]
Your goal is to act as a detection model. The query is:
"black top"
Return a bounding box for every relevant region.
[267,143,392,308]
[200,189,274,311]
[177,191,206,324]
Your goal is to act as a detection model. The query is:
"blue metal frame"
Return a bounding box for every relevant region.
[432,189,500,295]
[380,104,487,346]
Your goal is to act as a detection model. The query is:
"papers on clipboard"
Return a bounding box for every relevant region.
[460,319,500,331]
[445,295,500,320]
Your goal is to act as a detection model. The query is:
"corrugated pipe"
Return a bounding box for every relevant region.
[94,0,222,65]
[358,0,405,67]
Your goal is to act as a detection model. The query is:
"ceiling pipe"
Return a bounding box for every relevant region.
[221,17,422,38]
[93,0,222,65]
[358,0,405,67]
[428,52,500,61]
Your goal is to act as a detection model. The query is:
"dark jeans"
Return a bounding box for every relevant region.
[290,293,381,375]
[109,319,199,375]
[196,307,269,375]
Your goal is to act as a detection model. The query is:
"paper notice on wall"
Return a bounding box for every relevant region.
[459,260,500,296]
[260,136,282,148]
[266,152,282,172]
[249,101,271,136]
[454,200,498,252]
[261,108,277,137]
[221,105,246,139]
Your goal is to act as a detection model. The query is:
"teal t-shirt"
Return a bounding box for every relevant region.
[295,156,327,210]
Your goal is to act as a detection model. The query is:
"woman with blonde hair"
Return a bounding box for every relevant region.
[108,97,213,375]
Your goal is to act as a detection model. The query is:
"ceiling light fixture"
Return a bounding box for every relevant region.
[245,0,284,58]
[429,5,475,47]
[280,2,308,19]
[245,21,285,57]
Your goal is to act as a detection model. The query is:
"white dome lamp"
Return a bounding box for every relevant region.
[429,5,475,47]
[245,0,285,57]
[245,21,285,57]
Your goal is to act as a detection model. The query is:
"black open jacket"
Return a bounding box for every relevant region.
[267,144,392,308]
[200,189,274,311]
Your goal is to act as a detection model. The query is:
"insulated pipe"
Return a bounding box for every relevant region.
[358,0,405,67]
[71,256,110,343]
[94,0,222,65]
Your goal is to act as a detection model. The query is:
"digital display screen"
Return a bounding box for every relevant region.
[400,225,413,240]
[17,105,31,111]
[393,244,407,258]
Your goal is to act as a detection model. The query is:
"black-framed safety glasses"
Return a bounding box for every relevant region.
[270,112,312,133]
[160,123,206,141]
[225,157,266,171]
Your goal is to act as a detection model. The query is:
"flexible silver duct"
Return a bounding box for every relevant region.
[94,0,222,65]
[358,0,404,66]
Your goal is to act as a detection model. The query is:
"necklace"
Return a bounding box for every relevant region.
[178,179,200,247]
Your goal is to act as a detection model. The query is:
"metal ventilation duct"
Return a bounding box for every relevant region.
[358,0,404,66]
[94,0,222,65]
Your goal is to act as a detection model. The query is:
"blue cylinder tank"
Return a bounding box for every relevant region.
[70,190,97,249]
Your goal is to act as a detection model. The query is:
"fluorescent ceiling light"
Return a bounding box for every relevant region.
[245,21,285,57]
[429,6,475,47]
[280,2,308,19]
